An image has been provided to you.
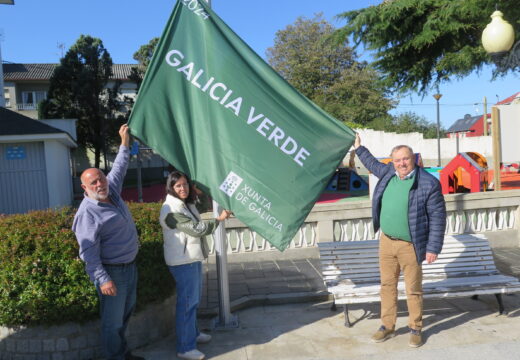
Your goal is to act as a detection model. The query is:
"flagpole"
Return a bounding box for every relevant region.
[205,0,239,330]
[212,201,238,328]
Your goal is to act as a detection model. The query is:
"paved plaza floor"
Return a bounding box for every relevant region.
[136,295,520,360]
[132,246,520,359]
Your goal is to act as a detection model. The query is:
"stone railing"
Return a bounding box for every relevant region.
[206,189,520,254]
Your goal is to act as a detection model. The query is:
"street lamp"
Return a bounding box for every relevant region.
[433,93,442,167]
[0,0,14,108]
[482,10,520,71]
[481,10,514,191]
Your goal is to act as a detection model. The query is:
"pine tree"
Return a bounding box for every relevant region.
[335,0,520,94]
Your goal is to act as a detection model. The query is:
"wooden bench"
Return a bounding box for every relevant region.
[318,233,520,327]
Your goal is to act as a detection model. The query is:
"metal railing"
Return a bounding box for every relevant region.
[206,189,520,254]
[17,103,37,111]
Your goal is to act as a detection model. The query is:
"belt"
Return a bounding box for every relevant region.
[103,259,136,267]
[384,233,403,241]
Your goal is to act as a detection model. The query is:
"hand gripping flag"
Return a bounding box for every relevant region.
[128,0,355,251]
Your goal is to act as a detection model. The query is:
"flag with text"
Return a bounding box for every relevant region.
[128,0,355,251]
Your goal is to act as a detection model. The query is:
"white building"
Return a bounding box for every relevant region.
[0,107,77,214]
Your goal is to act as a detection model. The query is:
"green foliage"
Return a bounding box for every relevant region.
[334,0,520,94]
[369,111,441,138]
[133,37,160,69]
[0,203,173,327]
[129,202,176,309]
[129,37,160,92]
[266,14,395,127]
[39,35,126,169]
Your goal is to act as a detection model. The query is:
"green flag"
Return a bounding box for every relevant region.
[128,0,355,251]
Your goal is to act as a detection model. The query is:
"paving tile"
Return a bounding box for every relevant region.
[243,262,261,270]
[243,269,265,279]
[275,260,295,268]
[259,261,279,271]
[262,270,283,278]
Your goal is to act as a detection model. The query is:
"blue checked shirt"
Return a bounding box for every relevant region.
[72,146,139,285]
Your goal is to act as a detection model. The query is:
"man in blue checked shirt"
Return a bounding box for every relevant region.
[72,124,145,360]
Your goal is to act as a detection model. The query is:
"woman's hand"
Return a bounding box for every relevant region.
[216,210,232,221]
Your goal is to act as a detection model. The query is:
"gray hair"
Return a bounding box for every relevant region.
[390,145,414,157]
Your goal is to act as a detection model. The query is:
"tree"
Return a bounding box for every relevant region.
[266,14,395,127]
[392,112,440,138]
[129,37,159,90]
[334,0,520,95]
[40,35,124,168]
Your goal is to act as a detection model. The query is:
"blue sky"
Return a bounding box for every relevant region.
[1,0,518,129]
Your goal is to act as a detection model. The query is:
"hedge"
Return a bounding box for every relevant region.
[0,202,175,327]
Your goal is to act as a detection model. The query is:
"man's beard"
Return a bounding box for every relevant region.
[87,187,110,201]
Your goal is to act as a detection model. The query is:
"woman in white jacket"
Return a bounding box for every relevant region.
[159,171,231,360]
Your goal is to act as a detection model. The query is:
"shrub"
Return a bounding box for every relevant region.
[0,203,174,327]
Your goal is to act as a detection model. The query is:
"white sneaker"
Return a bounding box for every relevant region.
[196,332,212,344]
[177,349,205,360]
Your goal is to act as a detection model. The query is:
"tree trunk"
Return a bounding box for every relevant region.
[94,147,101,169]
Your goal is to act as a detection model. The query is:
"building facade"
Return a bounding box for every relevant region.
[0,107,77,214]
[2,63,138,119]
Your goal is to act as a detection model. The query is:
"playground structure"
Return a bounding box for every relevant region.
[326,168,368,192]
[440,152,488,194]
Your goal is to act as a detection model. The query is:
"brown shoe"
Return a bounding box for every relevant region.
[409,328,423,347]
[371,325,395,343]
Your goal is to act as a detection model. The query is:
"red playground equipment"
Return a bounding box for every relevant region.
[440,152,488,194]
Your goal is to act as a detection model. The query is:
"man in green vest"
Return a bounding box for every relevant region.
[354,134,446,348]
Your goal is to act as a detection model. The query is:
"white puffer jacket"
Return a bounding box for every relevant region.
[159,194,204,266]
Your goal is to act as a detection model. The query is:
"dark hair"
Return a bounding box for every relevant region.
[165,171,197,203]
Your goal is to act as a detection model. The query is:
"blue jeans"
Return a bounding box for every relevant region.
[168,261,202,353]
[96,262,137,360]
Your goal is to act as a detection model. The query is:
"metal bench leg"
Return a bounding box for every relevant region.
[495,293,505,314]
[330,299,337,311]
[344,305,352,328]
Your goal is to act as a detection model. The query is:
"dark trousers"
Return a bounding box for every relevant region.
[96,262,137,360]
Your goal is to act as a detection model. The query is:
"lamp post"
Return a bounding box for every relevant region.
[433,93,442,167]
[482,10,520,71]
[481,10,516,191]
[0,0,15,108]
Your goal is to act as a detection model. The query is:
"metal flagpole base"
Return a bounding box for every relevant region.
[210,313,239,330]
[211,200,239,330]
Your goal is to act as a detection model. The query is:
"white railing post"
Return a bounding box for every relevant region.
[316,220,334,243]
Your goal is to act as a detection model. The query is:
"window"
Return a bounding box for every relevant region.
[3,89,10,107]
[20,91,47,110]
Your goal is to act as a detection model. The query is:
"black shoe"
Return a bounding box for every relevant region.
[125,353,146,360]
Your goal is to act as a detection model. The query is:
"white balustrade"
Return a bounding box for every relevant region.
[17,103,37,111]
[204,189,520,254]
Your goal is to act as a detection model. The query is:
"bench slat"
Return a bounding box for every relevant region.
[323,268,501,284]
[322,258,497,272]
[317,234,491,250]
[319,247,493,260]
[328,274,519,294]
[321,255,494,271]
[332,285,520,305]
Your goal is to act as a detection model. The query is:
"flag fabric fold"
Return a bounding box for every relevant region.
[128,0,355,251]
